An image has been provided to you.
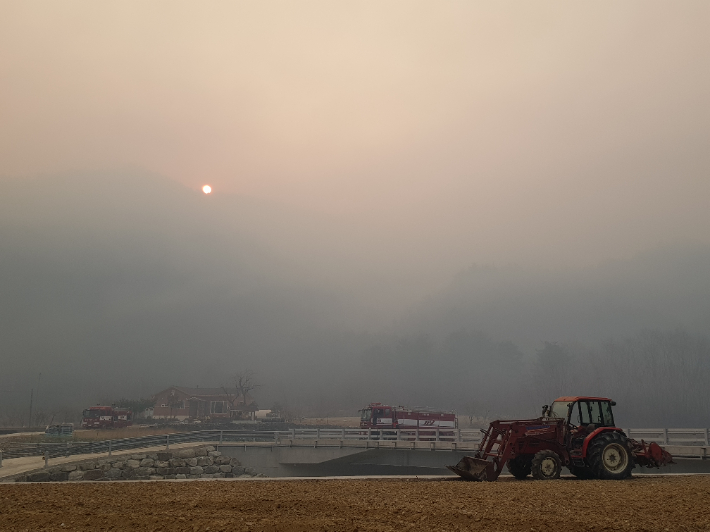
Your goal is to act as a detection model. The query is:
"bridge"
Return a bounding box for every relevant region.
[2,427,709,478]
[213,427,710,477]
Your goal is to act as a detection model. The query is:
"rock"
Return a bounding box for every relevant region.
[256,473,267,478]
[100,463,112,471]
[139,458,155,468]
[83,469,104,481]
[164,474,177,480]
[194,447,208,457]
[196,457,211,467]
[149,475,164,480]
[105,468,122,479]
[208,451,222,458]
[68,471,84,481]
[110,461,125,469]
[79,463,96,471]
[232,466,246,475]
[203,466,219,474]
[244,467,256,476]
[189,466,203,475]
[229,458,242,467]
[156,467,174,476]
[126,460,140,468]
[135,467,155,476]
[121,469,135,479]
[169,458,186,467]
[157,451,172,461]
[185,458,198,467]
[61,464,77,472]
[204,446,215,452]
[175,474,186,479]
[238,474,252,479]
[219,465,232,473]
[50,472,69,481]
[175,467,191,475]
[224,472,234,478]
[130,454,147,461]
[134,476,150,481]
[147,453,158,460]
[176,449,195,459]
[28,472,51,482]
[187,474,200,479]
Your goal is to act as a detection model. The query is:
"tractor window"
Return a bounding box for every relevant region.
[549,402,571,420]
[601,402,615,426]
[589,401,604,424]
[577,402,592,425]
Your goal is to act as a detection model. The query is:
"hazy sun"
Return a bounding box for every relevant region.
[202,185,212,194]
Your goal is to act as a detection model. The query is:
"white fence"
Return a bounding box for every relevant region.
[1,427,707,465]
[272,427,709,446]
[623,428,710,446]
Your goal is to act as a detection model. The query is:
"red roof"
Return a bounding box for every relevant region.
[553,396,612,402]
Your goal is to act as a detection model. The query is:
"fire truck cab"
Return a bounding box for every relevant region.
[359,402,457,433]
[81,406,133,429]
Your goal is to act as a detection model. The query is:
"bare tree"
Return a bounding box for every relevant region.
[223,371,261,416]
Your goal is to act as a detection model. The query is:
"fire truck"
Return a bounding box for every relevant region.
[359,402,457,439]
[81,406,133,429]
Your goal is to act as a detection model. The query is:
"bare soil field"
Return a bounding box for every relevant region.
[1,476,709,531]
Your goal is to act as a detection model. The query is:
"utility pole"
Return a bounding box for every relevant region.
[28,389,34,429]
[35,372,42,427]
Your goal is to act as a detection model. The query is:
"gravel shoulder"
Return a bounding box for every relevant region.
[1,475,709,531]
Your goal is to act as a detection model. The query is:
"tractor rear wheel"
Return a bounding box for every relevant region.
[506,455,532,479]
[587,432,635,480]
[531,450,562,480]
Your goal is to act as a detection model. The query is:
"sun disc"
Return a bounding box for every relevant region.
[202,185,212,194]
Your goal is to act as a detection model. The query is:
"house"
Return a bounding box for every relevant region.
[151,386,257,421]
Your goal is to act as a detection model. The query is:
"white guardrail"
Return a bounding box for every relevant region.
[1,428,708,466]
[623,428,710,446]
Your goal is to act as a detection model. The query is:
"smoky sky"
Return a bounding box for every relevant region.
[1,2,709,423]
[2,1,709,272]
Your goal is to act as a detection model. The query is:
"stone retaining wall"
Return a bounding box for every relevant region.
[14,445,264,482]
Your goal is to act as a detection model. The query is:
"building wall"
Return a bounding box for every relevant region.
[151,387,256,420]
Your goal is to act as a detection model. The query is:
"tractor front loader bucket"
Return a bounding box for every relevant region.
[447,456,494,481]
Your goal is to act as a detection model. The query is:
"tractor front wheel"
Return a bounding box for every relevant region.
[587,432,635,480]
[531,450,562,480]
[506,455,532,480]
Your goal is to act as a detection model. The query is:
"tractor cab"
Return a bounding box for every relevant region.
[545,396,617,429]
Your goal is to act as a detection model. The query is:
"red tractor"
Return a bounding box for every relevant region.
[449,396,673,481]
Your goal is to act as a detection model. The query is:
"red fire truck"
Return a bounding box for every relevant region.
[81,406,133,429]
[359,402,457,439]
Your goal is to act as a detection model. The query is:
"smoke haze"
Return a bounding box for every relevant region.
[1,1,709,425]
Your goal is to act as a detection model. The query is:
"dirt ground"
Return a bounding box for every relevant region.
[1,476,709,531]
